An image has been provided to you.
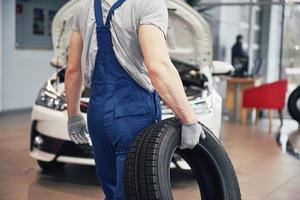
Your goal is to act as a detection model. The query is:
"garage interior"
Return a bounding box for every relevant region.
[1,0,300,200]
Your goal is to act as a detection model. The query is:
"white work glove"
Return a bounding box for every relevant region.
[67,114,90,145]
[179,121,206,150]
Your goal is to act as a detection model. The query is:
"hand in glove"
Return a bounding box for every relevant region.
[179,121,206,150]
[67,114,90,145]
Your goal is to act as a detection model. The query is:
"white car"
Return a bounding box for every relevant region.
[30,0,233,171]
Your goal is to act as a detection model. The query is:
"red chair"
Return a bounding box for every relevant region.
[242,79,288,130]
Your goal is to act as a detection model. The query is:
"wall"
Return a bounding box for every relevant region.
[1,0,57,111]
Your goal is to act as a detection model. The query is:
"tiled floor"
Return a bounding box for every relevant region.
[0,110,300,200]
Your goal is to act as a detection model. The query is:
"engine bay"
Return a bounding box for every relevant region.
[54,60,209,99]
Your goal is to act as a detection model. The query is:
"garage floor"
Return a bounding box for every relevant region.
[1,110,300,200]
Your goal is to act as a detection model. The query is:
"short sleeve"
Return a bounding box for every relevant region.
[72,4,81,32]
[138,0,169,38]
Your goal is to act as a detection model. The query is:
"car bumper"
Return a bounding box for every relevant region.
[30,148,95,165]
[31,105,71,140]
[30,119,95,165]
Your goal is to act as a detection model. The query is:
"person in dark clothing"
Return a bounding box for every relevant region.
[231,34,249,76]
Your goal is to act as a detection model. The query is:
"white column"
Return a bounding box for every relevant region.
[266,6,283,82]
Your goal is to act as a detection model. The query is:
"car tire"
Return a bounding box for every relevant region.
[288,86,300,123]
[37,160,65,172]
[124,117,241,200]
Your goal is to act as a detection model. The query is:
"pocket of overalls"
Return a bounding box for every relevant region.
[112,100,153,152]
[114,100,151,118]
[113,99,153,134]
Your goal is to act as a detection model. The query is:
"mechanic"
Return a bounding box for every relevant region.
[65,0,205,199]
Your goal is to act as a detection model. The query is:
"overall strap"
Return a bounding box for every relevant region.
[94,0,104,27]
[105,0,126,26]
[94,0,127,28]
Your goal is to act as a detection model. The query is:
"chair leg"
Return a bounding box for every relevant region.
[255,109,260,124]
[241,108,247,125]
[278,109,283,127]
[251,109,257,124]
[268,109,272,132]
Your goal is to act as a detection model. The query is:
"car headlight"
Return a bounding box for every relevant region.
[35,84,66,111]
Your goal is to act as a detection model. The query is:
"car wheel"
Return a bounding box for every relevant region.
[37,160,65,172]
[124,117,241,200]
[288,86,300,123]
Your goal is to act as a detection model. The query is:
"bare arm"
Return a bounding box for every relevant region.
[65,31,84,117]
[138,25,197,124]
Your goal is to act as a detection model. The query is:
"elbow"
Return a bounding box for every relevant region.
[66,64,81,78]
[146,58,173,78]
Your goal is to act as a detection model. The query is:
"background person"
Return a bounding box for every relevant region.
[231,34,249,76]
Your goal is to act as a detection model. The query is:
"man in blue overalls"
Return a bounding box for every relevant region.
[65,0,205,199]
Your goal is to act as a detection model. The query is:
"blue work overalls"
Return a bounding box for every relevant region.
[87,0,162,199]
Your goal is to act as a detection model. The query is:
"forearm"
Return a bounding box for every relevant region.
[65,31,84,117]
[65,67,83,116]
[148,60,197,124]
[138,25,198,123]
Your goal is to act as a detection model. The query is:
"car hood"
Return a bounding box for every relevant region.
[51,0,212,70]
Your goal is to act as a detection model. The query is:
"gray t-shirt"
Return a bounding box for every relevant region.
[72,0,168,92]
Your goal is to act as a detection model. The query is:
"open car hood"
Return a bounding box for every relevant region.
[51,0,213,70]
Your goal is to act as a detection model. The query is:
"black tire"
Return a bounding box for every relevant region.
[288,86,300,123]
[37,160,65,172]
[124,117,241,200]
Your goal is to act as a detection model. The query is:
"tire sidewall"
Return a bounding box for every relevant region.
[288,86,300,123]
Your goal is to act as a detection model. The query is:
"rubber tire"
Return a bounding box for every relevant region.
[288,86,300,123]
[124,117,241,200]
[37,160,65,172]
